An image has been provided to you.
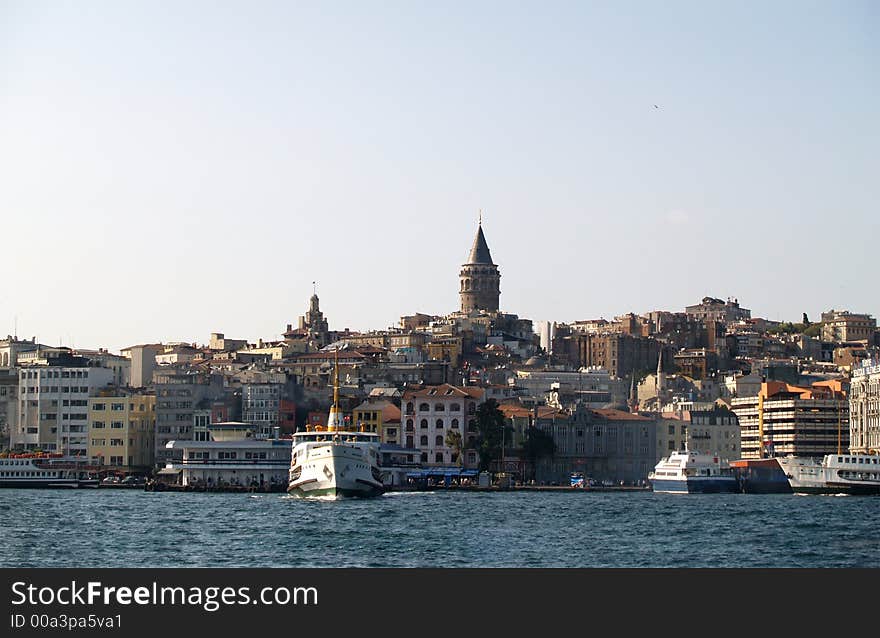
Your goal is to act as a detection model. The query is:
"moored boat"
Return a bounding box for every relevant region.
[649,449,738,494]
[728,458,792,494]
[0,454,99,488]
[776,453,880,495]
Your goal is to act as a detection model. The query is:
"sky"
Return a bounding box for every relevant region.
[1,1,877,354]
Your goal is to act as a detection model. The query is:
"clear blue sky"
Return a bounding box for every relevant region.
[1,1,877,353]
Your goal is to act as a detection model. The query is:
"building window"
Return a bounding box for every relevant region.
[435,435,444,446]
[450,403,461,412]
[451,419,459,429]
[435,403,445,411]
[420,419,428,429]
[668,424,675,435]
[435,453,444,463]
[420,435,428,445]
[419,403,429,411]
[406,419,414,431]
[436,419,444,429]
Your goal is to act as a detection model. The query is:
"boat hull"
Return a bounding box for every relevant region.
[777,455,880,495]
[729,459,793,494]
[651,477,739,494]
[287,440,385,499]
[0,479,96,488]
[287,481,385,498]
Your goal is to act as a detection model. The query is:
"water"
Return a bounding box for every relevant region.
[2,489,879,568]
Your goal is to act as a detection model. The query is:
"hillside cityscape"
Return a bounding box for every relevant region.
[1,220,878,489]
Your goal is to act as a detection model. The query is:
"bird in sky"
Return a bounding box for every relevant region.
[653,104,659,109]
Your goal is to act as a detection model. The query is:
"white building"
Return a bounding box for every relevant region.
[162,438,292,488]
[849,359,880,454]
[401,384,485,467]
[14,364,115,455]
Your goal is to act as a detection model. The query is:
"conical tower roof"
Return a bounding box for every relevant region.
[466,224,494,265]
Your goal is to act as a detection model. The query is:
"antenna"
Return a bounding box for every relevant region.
[478,209,482,225]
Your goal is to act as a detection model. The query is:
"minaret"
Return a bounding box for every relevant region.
[459,213,501,313]
[628,372,638,413]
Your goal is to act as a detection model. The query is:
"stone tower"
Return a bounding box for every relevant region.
[459,220,501,313]
[298,290,329,347]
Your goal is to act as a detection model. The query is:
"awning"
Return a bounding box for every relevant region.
[406,468,479,479]
[157,468,182,475]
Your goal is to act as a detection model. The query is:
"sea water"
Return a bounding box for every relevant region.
[2,489,878,567]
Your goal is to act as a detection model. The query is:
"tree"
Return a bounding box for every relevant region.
[521,426,556,482]
[472,398,512,472]
[803,324,821,338]
[445,429,464,467]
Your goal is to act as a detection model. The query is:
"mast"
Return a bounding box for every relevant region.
[333,347,339,412]
[327,347,342,432]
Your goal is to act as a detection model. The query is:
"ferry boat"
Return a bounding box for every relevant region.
[648,449,738,494]
[776,453,880,495]
[0,454,99,488]
[287,349,385,498]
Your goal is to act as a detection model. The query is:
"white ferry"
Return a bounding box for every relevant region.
[0,454,99,488]
[287,350,385,498]
[649,449,738,494]
[776,453,880,495]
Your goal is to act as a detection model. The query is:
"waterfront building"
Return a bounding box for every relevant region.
[401,384,484,467]
[162,437,292,488]
[153,367,225,465]
[656,407,740,459]
[87,389,155,470]
[13,361,114,455]
[849,359,880,454]
[0,369,18,450]
[731,380,849,459]
[459,220,501,313]
[536,404,657,485]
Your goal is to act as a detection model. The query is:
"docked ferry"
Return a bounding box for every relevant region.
[776,453,880,495]
[287,350,385,499]
[649,449,738,494]
[0,454,99,488]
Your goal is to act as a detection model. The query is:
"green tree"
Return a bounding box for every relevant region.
[445,429,464,467]
[472,398,512,472]
[803,324,821,338]
[521,426,556,482]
